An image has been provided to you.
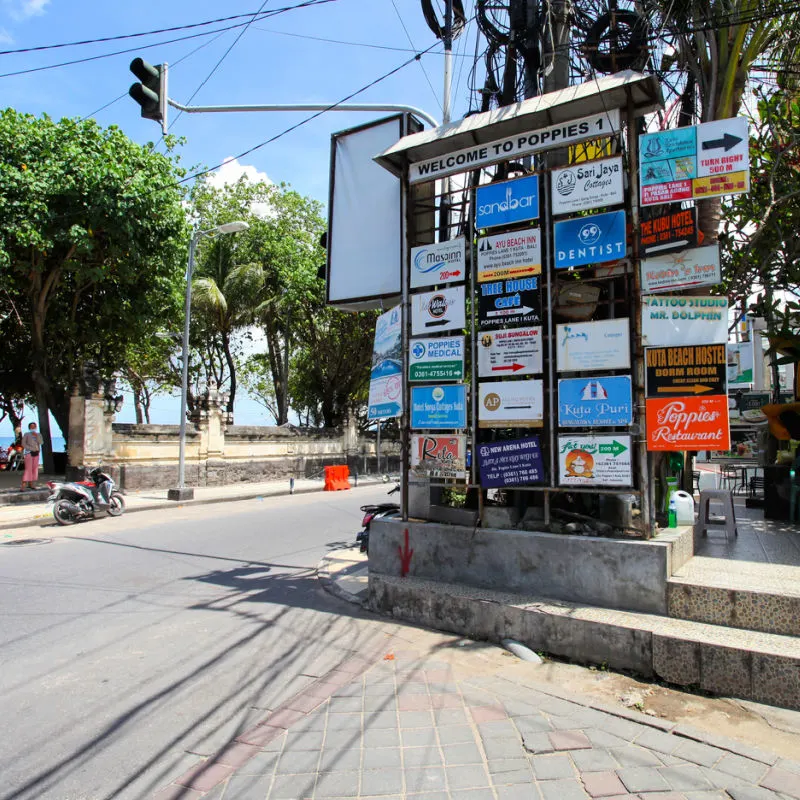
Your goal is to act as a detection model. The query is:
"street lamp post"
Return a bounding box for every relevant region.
[168,220,249,501]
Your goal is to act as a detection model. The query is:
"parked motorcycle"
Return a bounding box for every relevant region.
[356,483,400,554]
[47,467,125,525]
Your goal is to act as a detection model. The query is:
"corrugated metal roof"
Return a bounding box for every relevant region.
[375,70,663,177]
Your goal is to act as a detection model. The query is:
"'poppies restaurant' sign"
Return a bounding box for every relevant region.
[645,395,730,451]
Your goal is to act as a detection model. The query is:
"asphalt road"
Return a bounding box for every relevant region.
[0,485,392,800]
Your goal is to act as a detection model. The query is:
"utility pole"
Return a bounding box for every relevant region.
[443,0,453,124]
[542,0,570,95]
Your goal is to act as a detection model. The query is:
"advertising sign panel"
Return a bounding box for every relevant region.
[645,345,727,397]
[408,110,621,183]
[478,326,543,378]
[475,174,540,229]
[557,376,633,427]
[638,207,698,257]
[554,210,627,270]
[479,379,544,428]
[409,336,465,382]
[556,319,631,372]
[478,277,541,328]
[478,437,544,488]
[411,285,465,336]
[477,227,541,282]
[641,295,728,346]
[727,341,754,385]
[558,435,633,487]
[550,156,624,215]
[367,305,402,420]
[409,237,466,289]
[411,434,467,480]
[411,385,467,429]
[646,395,731,451]
[640,244,721,294]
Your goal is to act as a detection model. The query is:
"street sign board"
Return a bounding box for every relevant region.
[728,341,754,385]
[550,156,624,215]
[408,109,621,183]
[367,305,402,420]
[478,436,544,488]
[409,336,465,382]
[411,434,467,480]
[478,326,543,378]
[477,227,541,282]
[641,295,728,346]
[646,395,731,451]
[410,237,466,289]
[557,434,632,487]
[478,277,542,329]
[640,117,750,206]
[411,384,467,429]
[556,319,631,372]
[411,285,465,336]
[554,210,627,270]
[557,376,633,427]
[640,244,721,294]
[475,174,540,229]
[479,379,544,428]
[645,344,727,398]
[638,207,698,257]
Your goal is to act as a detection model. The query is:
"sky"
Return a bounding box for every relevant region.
[0,0,482,436]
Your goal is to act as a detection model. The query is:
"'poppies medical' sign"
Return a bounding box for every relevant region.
[554,210,627,269]
[409,336,464,382]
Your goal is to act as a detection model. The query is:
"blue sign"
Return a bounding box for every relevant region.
[554,210,626,270]
[475,174,540,230]
[478,437,544,488]
[640,128,697,185]
[411,385,467,429]
[558,376,633,427]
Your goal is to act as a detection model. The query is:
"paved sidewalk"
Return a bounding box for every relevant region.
[0,476,382,532]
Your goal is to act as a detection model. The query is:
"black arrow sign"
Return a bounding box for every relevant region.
[702,133,742,152]
[425,319,450,328]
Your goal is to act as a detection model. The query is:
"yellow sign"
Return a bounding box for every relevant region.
[691,170,749,200]
[570,138,615,164]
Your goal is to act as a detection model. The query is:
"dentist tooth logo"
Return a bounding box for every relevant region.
[578,221,602,245]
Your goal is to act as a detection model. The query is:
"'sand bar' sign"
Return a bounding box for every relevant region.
[409,110,621,183]
[645,344,727,397]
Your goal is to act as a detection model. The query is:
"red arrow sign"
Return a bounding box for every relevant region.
[398,528,413,578]
[491,362,525,372]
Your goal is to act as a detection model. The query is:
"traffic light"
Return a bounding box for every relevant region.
[129,58,168,133]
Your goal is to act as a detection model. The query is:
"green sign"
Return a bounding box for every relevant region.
[409,336,465,382]
[599,440,628,457]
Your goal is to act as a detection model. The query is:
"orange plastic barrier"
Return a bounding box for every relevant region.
[324,464,351,491]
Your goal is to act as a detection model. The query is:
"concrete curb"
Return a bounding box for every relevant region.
[317,547,368,607]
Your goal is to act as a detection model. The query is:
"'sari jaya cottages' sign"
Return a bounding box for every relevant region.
[478,436,544,488]
[410,434,467,480]
[367,305,402,420]
[558,435,633,487]
[410,384,467,429]
[409,336,465,382]
[410,285,466,336]
[554,210,627,270]
[408,110,621,183]
[409,237,466,289]
[478,326,543,378]
[645,344,727,397]
[550,156,624,215]
[479,379,544,428]
[556,319,631,372]
[478,277,541,329]
[557,376,633,427]
[646,395,731,451]
[477,227,541,282]
[641,295,728,346]
[638,207,698,257]
[640,244,721,294]
[475,174,539,229]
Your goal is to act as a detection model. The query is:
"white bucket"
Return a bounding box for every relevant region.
[672,490,695,525]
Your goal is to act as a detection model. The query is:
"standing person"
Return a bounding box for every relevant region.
[20,422,43,490]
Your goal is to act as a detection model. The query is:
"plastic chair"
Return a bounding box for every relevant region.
[695,489,738,541]
[720,464,741,494]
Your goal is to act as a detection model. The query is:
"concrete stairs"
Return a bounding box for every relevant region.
[369,572,800,711]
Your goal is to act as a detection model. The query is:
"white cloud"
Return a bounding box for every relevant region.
[4,0,50,21]
[0,26,13,43]
[207,157,273,219]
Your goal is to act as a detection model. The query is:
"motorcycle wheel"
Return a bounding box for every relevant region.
[54,499,78,526]
[106,492,126,517]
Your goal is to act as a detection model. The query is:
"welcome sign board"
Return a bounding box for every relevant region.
[409,336,465,382]
[556,319,631,372]
[640,245,721,294]
[478,437,544,488]
[477,228,541,282]
[411,285,465,336]
[411,385,467,429]
[550,156,624,215]
[475,174,539,229]
[641,295,728,346]
[478,327,543,378]
[558,376,633,427]
[410,237,466,289]
[558,435,632,487]
[478,277,542,329]
[479,379,544,428]
[554,210,627,269]
[411,434,467,480]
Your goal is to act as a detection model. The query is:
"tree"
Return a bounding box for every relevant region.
[120,336,180,424]
[0,110,188,466]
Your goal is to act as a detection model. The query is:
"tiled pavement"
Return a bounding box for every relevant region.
[155,631,800,800]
